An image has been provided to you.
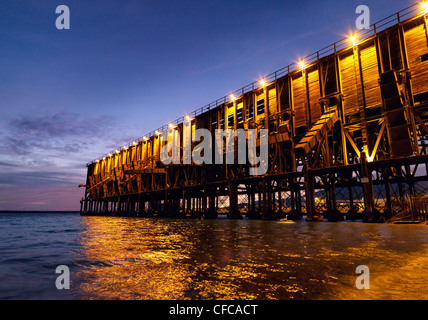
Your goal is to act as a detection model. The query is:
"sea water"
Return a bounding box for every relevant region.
[0,213,427,300]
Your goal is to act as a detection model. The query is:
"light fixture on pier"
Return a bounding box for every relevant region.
[155,130,161,136]
[103,157,106,161]
[95,159,99,163]
[299,60,305,71]
[115,149,119,154]
[185,115,192,122]
[230,94,236,102]
[169,123,175,129]
[132,141,137,146]
[108,153,112,157]
[423,1,428,15]
[143,136,148,141]
[350,34,357,47]
[123,146,128,150]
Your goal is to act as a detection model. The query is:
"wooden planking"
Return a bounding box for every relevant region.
[360,43,382,108]
[106,157,112,173]
[94,162,100,175]
[136,144,141,162]
[256,91,265,120]
[147,140,153,166]
[404,23,428,95]
[122,150,127,164]
[339,52,359,115]
[114,153,119,168]
[292,73,307,128]
[307,68,321,123]
[142,141,148,166]
[268,87,277,116]
[154,136,160,161]
[227,104,235,129]
[389,30,403,71]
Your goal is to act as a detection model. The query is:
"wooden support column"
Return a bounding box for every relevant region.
[262,178,276,220]
[384,169,393,216]
[361,152,375,220]
[304,163,321,221]
[228,181,241,219]
[348,185,355,215]
[204,186,217,219]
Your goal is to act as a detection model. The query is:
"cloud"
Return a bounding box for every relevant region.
[0,160,19,168]
[0,185,83,211]
[1,112,116,157]
[0,169,83,188]
[0,111,135,210]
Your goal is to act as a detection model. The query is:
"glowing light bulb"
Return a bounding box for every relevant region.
[260,79,266,88]
[169,123,175,129]
[350,35,357,47]
[230,94,235,102]
[143,136,148,141]
[299,60,305,71]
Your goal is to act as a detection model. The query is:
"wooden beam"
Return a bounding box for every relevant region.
[343,127,361,158]
[370,120,386,160]
[414,113,428,136]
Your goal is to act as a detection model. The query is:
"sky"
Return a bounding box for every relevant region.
[0,0,414,211]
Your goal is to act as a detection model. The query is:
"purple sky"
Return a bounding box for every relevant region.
[0,0,411,211]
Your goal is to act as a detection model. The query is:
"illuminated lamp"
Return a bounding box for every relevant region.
[350,34,357,47]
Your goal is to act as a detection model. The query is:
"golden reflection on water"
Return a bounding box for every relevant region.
[74,217,428,300]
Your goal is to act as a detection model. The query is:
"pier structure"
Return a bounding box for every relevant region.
[81,2,428,222]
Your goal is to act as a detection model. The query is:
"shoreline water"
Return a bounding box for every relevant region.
[0,211,79,214]
[0,213,427,299]
[1,211,427,226]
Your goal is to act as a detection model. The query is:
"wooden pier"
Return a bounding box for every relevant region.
[80,2,428,222]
